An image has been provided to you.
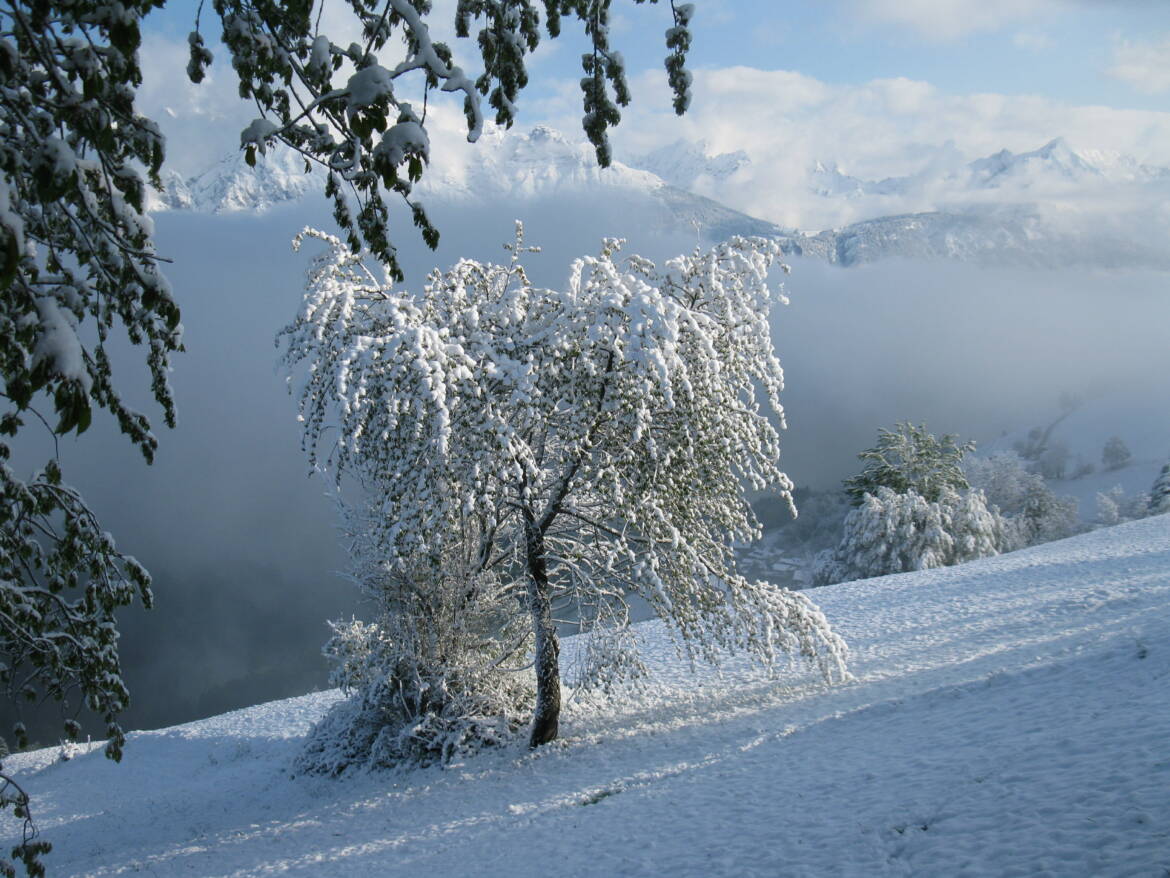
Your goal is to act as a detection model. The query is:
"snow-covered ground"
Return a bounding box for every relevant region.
[5,516,1170,876]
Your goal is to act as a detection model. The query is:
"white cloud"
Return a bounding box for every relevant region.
[579,66,1170,229]
[137,34,256,176]
[851,0,1057,41]
[1012,31,1053,52]
[1108,35,1170,94]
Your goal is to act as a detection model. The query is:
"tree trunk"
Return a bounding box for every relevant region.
[524,517,561,748]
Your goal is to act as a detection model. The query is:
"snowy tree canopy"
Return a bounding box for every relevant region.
[0,4,170,851]
[280,226,848,750]
[963,451,1078,551]
[844,422,976,506]
[204,0,696,279]
[813,486,1002,586]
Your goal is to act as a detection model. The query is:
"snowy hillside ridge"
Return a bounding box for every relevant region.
[5,516,1170,876]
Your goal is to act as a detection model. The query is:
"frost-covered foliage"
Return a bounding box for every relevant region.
[843,422,975,505]
[297,507,533,772]
[281,226,849,751]
[1149,464,1170,516]
[204,0,696,279]
[964,452,1079,551]
[813,486,1002,586]
[1094,486,1148,528]
[1,3,183,869]
[1102,436,1132,472]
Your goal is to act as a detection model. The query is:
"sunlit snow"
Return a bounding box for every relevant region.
[5,516,1168,876]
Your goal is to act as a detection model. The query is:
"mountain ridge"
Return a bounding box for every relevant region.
[149,128,1170,270]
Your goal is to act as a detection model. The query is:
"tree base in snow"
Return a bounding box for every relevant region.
[296,688,529,775]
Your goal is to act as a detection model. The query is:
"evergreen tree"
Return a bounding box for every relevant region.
[843,422,975,505]
[813,487,1002,586]
[1150,463,1170,516]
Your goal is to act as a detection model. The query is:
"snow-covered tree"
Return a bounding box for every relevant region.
[813,486,1002,586]
[843,422,975,505]
[1102,436,1132,472]
[963,452,1079,551]
[1,3,177,869]
[1149,463,1170,516]
[281,226,849,752]
[1094,485,1148,527]
[1,2,699,863]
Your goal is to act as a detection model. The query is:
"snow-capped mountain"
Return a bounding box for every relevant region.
[967,137,1103,189]
[771,205,1170,269]
[148,125,789,247]
[629,138,751,189]
[149,128,1170,270]
[808,137,1170,200]
[151,144,320,214]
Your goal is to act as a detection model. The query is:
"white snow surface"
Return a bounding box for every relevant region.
[5,516,1170,876]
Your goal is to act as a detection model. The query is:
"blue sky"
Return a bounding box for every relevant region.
[145,1,1170,110]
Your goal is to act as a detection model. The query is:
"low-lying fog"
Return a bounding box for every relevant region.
[6,195,1168,741]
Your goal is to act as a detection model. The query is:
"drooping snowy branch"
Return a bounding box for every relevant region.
[0,0,169,781]
[205,0,697,278]
[281,225,849,752]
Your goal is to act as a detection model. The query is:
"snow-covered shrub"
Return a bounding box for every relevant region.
[1094,486,1148,528]
[298,526,534,773]
[964,452,1079,550]
[1096,491,1121,527]
[1149,464,1170,516]
[813,487,1002,585]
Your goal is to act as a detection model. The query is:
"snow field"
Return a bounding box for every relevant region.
[5,516,1170,876]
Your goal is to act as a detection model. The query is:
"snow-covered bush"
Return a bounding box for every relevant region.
[297,500,535,773]
[964,452,1079,550]
[1094,486,1148,527]
[281,226,849,752]
[843,422,975,505]
[1150,464,1170,516]
[813,487,1002,585]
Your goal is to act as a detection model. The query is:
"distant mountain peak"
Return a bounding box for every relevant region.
[629,139,751,190]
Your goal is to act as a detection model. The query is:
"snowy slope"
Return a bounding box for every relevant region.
[5,516,1169,876]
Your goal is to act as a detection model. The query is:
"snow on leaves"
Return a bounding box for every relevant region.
[281,226,848,750]
[0,0,174,808]
[206,0,696,279]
